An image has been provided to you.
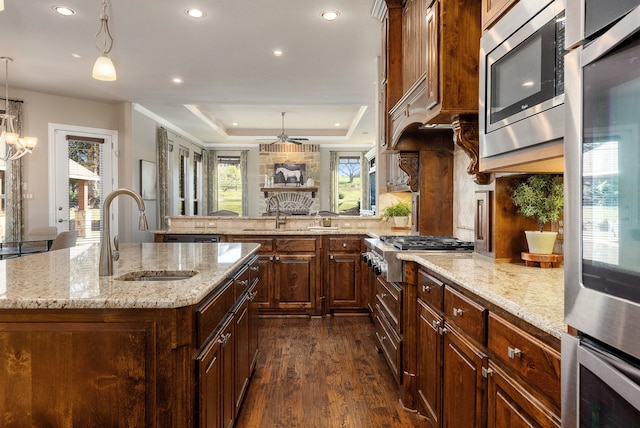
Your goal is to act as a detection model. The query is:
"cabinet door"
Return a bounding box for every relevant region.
[248,282,260,371]
[417,299,443,426]
[234,298,250,413]
[425,0,439,109]
[443,324,487,428]
[487,361,561,428]
[328,252,361,309]
[197,334,222,428]
[256,254,274,310]
[274,254,317,311]
[221,319,235,428]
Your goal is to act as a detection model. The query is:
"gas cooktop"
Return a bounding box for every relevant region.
[379,235,474,251]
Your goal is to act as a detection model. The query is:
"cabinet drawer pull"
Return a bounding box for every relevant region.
[275,256,280,261]
[432,320,440,329]
[330,255,334,260]
[422,285,431,293]
[343,243,347,248]
[237,279,249,286]
[381,293,388,299]
[250,266,259,271]
[508,347,522,359]
[440,327,448,335]
[453,308,463,317]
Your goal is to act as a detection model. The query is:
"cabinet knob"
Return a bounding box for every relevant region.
[343,243,347,248]
[422,285,431,293]
[275,256,280,261]
[381,293,388,299]
[330,255,334,260]
[453,308,463,317]
[432,320,440,329]
[508,347,522,359]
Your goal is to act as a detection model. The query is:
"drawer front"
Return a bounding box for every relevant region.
[373,306,402,384]
[488,313,561,406]
[328,237,361,252]
[196,281,235,347]
[229,237,274,253]
[444,287,487,345]
[418,269,444,311]
[275,238,317,253]
[375,276,402,334]
[233,265,251,299]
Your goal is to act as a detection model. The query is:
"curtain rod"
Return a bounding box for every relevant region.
[0,97,24,103]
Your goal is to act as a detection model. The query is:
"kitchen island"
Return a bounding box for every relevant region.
[0,242,260,427]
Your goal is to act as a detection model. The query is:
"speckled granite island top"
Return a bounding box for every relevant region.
[398,252,565,339]
[0,242,259,310]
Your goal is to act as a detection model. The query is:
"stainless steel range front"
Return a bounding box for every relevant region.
[363,235,474,282]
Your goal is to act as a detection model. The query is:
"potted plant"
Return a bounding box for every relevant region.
[511,174,564,254]
[381,200,412,227]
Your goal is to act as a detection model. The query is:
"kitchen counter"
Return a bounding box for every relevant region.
[0,242,260,309]
[398,252,565,339]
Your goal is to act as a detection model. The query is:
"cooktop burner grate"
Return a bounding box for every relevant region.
[379,235,474,251]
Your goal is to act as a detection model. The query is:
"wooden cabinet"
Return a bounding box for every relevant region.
[226,235,321,316]
[442,323,488,428]
[417,299,443,427]
[487,361,560,427]
[405,265,561,427]
[482,0,519,31]
[423,0,481,125]
[326,236,365,311]
[373,275,403,383]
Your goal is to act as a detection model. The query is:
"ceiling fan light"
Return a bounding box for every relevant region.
[92,55,117,81]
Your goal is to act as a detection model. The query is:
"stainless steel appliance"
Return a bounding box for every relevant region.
[479,0,566,159]
[566,0,640,47]
[363,235,474,282]
[564,3,640,426]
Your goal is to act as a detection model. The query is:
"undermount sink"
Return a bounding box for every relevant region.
[116,270,198,281]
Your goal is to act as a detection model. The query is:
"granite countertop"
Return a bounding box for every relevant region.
[398,252,565,339]
[0,242,259,310]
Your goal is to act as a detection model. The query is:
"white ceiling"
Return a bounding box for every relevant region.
[0,0,382,148]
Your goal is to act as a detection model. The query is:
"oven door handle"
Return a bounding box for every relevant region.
[578,343,640,412]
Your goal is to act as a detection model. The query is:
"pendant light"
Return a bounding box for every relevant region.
[0,57,37,161]
[92,0,116,81]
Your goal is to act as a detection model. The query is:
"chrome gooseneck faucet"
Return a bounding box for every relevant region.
[99,188,148,276]
[267,194,286,229]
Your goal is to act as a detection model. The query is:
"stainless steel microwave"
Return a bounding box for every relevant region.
[479,0,566,159]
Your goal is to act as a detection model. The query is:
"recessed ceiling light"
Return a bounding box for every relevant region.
[185,9,206,18]
[334,123,341,127]
[71,53,81,58]
[53,5,76,16]
[232,122,239,126]
[321,10,340,21]
[522,81,534,87]
[172,77,184,84]
[273,50,284,57]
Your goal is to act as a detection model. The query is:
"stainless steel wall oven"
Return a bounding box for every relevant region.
[564,2,640,426]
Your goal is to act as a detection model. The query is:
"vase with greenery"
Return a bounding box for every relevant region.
[511,174,564,254]
[381,200,411,227]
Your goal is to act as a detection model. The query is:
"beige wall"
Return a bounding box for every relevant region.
[11,87,124,233]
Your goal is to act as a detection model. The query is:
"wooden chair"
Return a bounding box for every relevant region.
[49,230,79,251]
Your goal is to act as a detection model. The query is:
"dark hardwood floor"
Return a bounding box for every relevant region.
[235,316,429,428]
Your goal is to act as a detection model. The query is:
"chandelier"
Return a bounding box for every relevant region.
[0,57,37,161]
[92,0,117,81]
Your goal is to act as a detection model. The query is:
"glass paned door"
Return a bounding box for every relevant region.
[52,126,115,246]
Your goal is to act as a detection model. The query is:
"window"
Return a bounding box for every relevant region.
[193,153,202,215]
[217,156,242,214]
[333,154,363,215]
[178,146,189,215]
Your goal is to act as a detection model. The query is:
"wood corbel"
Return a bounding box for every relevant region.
[398,152,420,192]
[452,114,492,185]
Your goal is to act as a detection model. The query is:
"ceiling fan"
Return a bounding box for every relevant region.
[265,112,309,145]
